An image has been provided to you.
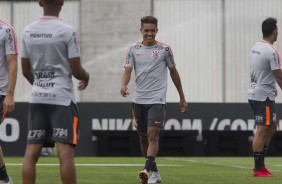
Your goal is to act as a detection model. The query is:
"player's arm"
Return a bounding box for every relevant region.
[120,67,132,97]
[273,69,282,90]
[69,57,89,90]
[169,66,188,112]
[21,57,34,85]
[4,54,17,112]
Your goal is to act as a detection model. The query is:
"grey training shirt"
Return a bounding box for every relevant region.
[248,40,281,101]
[124,41,175,104]
[0,20,18,95]
[21,16,80,106]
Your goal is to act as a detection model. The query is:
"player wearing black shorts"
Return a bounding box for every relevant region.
[121,16,188,184]
[248,17,281,177]
[21,0,89,183]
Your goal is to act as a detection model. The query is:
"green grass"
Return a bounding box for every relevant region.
[5,157,282,183]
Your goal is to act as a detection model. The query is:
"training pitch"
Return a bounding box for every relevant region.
[5,157,282,183]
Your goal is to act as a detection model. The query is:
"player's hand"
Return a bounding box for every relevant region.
[3,95,15,113]
[179,99,188,112]
[120,86,130,97]
[77,72,89,91]
[77,80,88,90]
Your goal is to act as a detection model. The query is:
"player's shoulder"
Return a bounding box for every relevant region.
[257,41,278,52]
[0,19,15,34]
[59,21,77,32]
[127,42,143,53]
[156,41,171,48]
[130,41,143,49]
[23,20,39,31]
[155,41,173,53]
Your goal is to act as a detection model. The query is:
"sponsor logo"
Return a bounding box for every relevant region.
[34,82,55,88]
[28,130,45,140]
[30,33,52,38]
[72,32,79,53]
[165,47,173,58]
[6,31,14,52]
[252,50,260,55]
[35,71,55,80]
[254,116,263,123]
[34,70,55,89]
[32,92,57,101]
[53,128,68,139]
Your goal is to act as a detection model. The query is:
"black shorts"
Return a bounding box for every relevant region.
[248,97,276,126]
[27,102,79,146]
[131,103,166,132]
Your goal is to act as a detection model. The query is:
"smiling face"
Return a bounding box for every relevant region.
[140,23,158,46]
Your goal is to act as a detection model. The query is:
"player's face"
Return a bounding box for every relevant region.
[140,23,158,46]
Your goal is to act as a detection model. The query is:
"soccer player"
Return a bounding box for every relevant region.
[0,19,17,184]
[21,0,89,184]
[120,16,188,184]
[248,17,281,177]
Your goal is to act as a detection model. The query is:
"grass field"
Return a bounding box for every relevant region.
[5,156,282,183]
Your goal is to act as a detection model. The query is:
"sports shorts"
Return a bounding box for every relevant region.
[131,103,166,132]
[248,97,276,126]
[27,102,79,146]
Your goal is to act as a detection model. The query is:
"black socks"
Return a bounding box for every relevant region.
[144,156,155,172]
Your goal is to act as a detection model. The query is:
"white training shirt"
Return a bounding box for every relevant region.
[0,20,18,95]
[21,16,80,106]
[248,40,281,101]
[124,41,175,104]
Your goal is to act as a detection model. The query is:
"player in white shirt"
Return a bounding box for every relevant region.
[248,17,282,177]
[21,0,89,184]
[0,19,17,184]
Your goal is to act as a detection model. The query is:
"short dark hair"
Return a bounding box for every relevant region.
[141,16,158,28]
[262,17,277,37]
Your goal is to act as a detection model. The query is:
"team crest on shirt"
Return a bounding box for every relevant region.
[151,50,160,61]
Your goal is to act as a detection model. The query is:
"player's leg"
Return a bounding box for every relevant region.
[56,143,76,184]
[0,146,12,183]
[51,102,79,184]
[22,144,43,184]
[253,125,268,170]
[22,103,49,183]
[146,126,160,171]
[0,96,12,183]
[146,104,165,183]
[261,98,277,171]
[133,103,149,157]
[138,131,149,157]
[250,98,276,177]
[133,103,150,183]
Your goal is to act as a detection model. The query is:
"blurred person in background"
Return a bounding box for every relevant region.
[120,15,188,184]
[21,0,89,183]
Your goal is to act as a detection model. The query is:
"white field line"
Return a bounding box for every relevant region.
[163,157,282,172]
[5,163,185,167]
